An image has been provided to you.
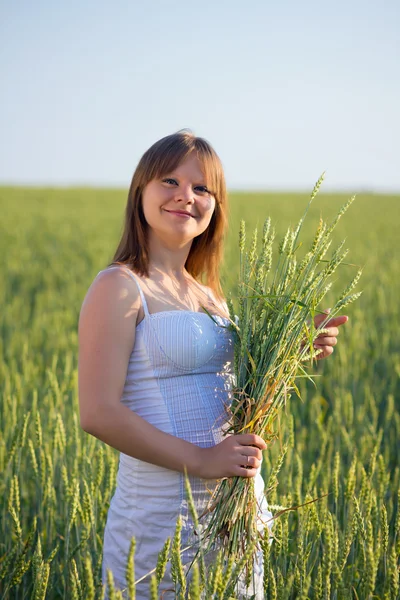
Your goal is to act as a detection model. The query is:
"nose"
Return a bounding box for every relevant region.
[174,184,195,204]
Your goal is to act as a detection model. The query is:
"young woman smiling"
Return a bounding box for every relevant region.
[78,130,347,599]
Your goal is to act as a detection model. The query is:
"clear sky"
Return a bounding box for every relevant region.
[1,0,399,191]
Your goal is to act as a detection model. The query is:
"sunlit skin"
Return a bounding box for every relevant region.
[141,152,216,274]
[312,309,348,359]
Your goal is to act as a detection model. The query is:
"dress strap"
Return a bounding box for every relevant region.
[102,265,150,318]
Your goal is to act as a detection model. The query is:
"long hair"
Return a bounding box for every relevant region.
[111,129,228,298]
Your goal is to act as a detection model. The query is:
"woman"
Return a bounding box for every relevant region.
[78,130,347,599]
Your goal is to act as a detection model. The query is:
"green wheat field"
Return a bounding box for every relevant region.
[0,186,399,599]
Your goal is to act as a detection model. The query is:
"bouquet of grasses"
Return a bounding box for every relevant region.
[200,174,362,569]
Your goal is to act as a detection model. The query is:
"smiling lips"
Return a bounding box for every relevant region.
[165,210,194,219]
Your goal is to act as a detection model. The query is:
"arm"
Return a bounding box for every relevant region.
[78,268,265,479]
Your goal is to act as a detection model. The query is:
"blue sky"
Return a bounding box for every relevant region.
[1,0,399,191]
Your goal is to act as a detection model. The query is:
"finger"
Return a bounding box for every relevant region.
[237,434,267,450]
[316,327,339,338]
[240,447,262,461]
[314,336,338,346]
[313,309,331,327]
[235,465,258,478]
[324,316,349,327]
[240,455,260,469]
[315,346,334,359]
[314,312,348,328]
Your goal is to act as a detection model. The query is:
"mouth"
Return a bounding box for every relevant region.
[164,210,195,219]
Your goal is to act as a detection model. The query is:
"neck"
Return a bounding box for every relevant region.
[147,233,192,280]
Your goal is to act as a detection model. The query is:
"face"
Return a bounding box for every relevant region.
[141,153,216,246]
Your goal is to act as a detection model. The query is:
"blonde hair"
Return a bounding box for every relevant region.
[111,129,228,298]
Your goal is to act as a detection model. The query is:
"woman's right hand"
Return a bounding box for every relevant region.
[195,434,267,479]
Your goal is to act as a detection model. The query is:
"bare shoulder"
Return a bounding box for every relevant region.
[79,266,142,335]
[81,266,141,306]
[78,267,142,430]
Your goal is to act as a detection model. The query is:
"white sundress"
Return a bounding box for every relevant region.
[100,266,273,599]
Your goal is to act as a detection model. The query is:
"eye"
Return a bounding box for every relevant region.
[162,178,178,185]
[194,185,210,194]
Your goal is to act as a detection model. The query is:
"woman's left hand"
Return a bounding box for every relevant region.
[312,309,349,360]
